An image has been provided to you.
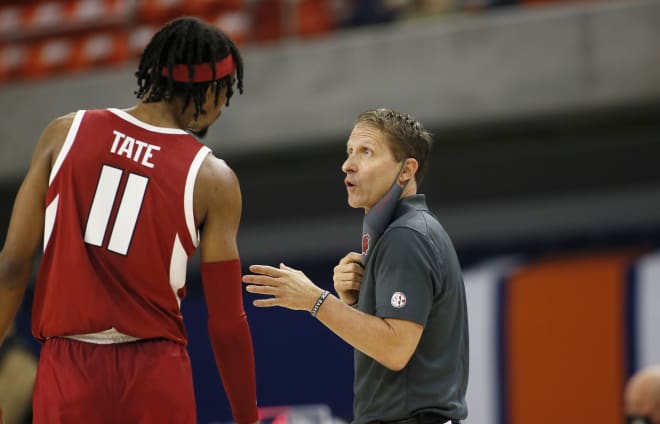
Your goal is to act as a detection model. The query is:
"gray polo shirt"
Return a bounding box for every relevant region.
[353,195,469,423]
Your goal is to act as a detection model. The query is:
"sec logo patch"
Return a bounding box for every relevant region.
[390,292,407,308]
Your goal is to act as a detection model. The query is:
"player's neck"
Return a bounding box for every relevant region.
[124,100,190,130]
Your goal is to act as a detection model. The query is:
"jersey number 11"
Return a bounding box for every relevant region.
[84,165,149,256]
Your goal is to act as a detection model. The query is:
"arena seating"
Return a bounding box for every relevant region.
[0,0,343,83]
[1,0,574,84]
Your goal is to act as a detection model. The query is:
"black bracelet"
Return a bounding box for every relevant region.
[310,290,330,318]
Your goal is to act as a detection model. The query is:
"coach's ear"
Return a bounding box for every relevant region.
[399,158,418,186]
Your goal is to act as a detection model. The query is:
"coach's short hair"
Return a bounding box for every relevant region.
[355,108,433,185]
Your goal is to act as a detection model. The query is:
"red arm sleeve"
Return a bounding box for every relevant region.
[201,259,258,424]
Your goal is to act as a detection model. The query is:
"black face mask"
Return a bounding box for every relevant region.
[360,160,409,266]
[626,416,653,424]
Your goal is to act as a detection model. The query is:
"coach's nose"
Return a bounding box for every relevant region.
[342,154,357,175]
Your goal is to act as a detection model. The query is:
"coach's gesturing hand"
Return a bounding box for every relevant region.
[243,263,324,312]
[333,252,363,306]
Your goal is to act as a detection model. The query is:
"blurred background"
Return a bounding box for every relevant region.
[1,0,659,423]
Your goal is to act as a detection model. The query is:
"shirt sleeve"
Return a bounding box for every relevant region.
[372,227,437,326]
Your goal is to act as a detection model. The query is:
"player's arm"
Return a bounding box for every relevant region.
[194,154,258,424]
[0,115,72,345]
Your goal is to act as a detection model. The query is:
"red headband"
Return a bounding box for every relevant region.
[161,55,235,83]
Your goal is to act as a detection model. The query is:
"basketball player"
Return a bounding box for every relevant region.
[0,17,258,424]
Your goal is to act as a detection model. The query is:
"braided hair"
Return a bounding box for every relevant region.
[356,108,433,185]
[135,17,244,120]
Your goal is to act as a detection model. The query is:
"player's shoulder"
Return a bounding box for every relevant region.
[44,111,77,135]
[33,111,79,159]
[192,152,241,226]
[200,153,237,181]
[197,153,240,198]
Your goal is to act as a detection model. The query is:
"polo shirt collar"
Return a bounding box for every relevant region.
[394,194,428,220]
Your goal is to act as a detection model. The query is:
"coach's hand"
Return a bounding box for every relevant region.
[333,252,363,306]
[243,263,324,312]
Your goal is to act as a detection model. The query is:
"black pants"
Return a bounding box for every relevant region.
[369,412,460,424]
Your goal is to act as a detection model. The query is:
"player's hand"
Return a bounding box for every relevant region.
[333,252,363,306]
[243,263,324,312]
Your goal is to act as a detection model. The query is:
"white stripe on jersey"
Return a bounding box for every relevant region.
[84,165,122,248]
[107,173,148,255]
[107,108,188,135]
[43,194,59,252]
[63,327,141,344]
[170,233,188,308]
[49,110,85,185]
[184,146,211,248]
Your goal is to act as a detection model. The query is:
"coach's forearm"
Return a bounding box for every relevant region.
[314,295,419,371]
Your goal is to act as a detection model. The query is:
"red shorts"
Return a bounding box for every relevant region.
[33,337,197,424]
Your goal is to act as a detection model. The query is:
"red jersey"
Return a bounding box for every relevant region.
[32,108,211,344]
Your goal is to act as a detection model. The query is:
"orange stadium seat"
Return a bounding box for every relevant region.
[24,37,76,79]
[137,0,185,23]
[70,30,129,71]
[128,24,158,58]
[221,0,246,12]
[250,0,285,43]
[0,5,22,40]
[207,10,250,46]
[21,1,68,33]
[295,0,335,37]
[183,0,243,14]
[0,43,29,82]
[1,0,130,42]
[68,0,132,24]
